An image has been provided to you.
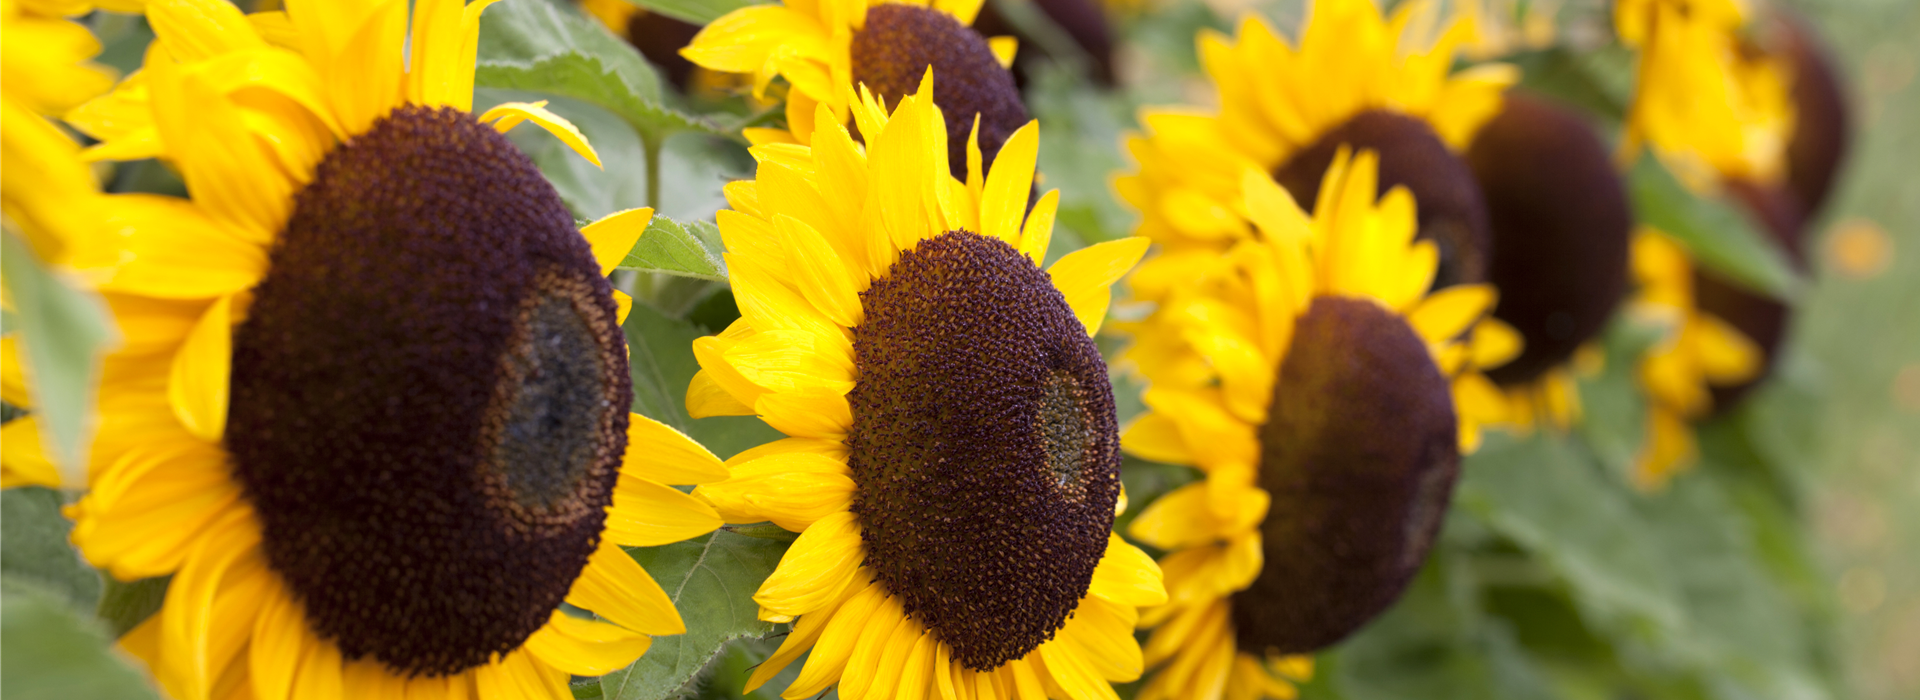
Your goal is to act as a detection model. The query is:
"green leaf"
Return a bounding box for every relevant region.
[619,215,728,281]
[1,233,116,479]
[621,0,763,26]
[0,488,101,612]
[1028,66,1138,245]
[1626,158,1802,300]
[596,532,789,700]
[0,578,159,700]
[623,300,783,460]
[476,0,718,141]
[95,577,170,639]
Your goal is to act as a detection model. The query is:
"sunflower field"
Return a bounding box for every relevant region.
[3,0,1917,698]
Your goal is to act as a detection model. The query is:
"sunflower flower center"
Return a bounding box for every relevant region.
[1232,296,1459,656]
[226,105,630,677]
[846,230,1119,671]
[850,4,1031,177]
[1273,110,1493,288]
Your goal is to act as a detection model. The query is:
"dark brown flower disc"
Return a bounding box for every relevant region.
[846,230,1119,671]
[1232,296,1460,655]
[851,4,1033,178]
[972,0,1117,86]
[1767,11,1851,216]
[227,105,631,676]
[1273,110,1493,289]
[624,10,703,90]
[1466,93,1632,385]
[1698,179,1807,413]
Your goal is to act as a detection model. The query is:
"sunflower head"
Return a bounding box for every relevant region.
[1116,0,1515,297]
[226,104,631,675]
[1233,293,1459,655]
[1620,0,1795,188]
[681,0,1028,175]
[687,76,1164,698]
[1123,148,1510,696]
[30,1,734,696]
[1466,93,1632,388]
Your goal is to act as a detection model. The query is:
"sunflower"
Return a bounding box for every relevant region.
[1462,93,1634,433]
[679,0,1026,173]
[3,0,736,696]
[1616,0,1793,190]
[0,0,139,265]
[1627,229,1761,489]
[0,0,141,489]
[1117,0,1515,297]
[1120,149,1512,700]
[685,76,1167,699]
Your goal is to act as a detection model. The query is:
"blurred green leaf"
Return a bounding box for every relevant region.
[476,0,718,141]
[1626,158,1802,300]
[0,578,158,700]
[1309,549,1557,700]
[1508,46,1636,123]
[621,0,762,26]
[95,577,169,639]
[1028,67,1137,244]
[0,488,100,612]
[597,532,789,700]
[1,233,115,480]
[620,215,728,281]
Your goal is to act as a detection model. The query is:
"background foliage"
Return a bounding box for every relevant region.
[4,0,1917,698]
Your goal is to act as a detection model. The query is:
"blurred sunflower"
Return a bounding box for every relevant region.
[1117,0,1515,298]
[1617,0,1792,190]
[1616,0,1812,483]
[1120,150,1511,700]
[0,0,141,489]
[1627,230,1762,489]
[680,0,1028,175]
[0,0,138,266]
[1464,93,1634,433]
[687,76,1167,699]
[3,0,738,696]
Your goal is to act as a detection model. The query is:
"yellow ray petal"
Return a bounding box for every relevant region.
[1087,532,1167,607]
[988,36,1018,69]
[604,474,723,547]
[979,120,1040,245]
[1406,284,1495,345]
[169,294,238,443]
[1047,238,1151,336]
[568,540,685,635]
[785,575,887,697]
[623,412,731,485]
[580,207,654,277]
[479,100,602,168]
[523,611,652,677]
[753,510,865,620]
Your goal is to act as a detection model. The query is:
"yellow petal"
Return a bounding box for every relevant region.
[774,214,864,329]
[988,36,1018,69]
[1470,318,1524,369]
[1048,238,1152,336]
[755,391,852,440]
[568,540,685,635]
[169,294,237,443]
[604,474,724,547]
[479,100,602,168]
[1407,284,1495,345]
[754,510,865,619]
[979,121,1040,245]
[523,611,652,677]
[1120,413,1195,466]
[623,412,731,485]
[686,370,756,418]
[1087,532,1167,607]
[725,329,856,396]
[580,207,654,277]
